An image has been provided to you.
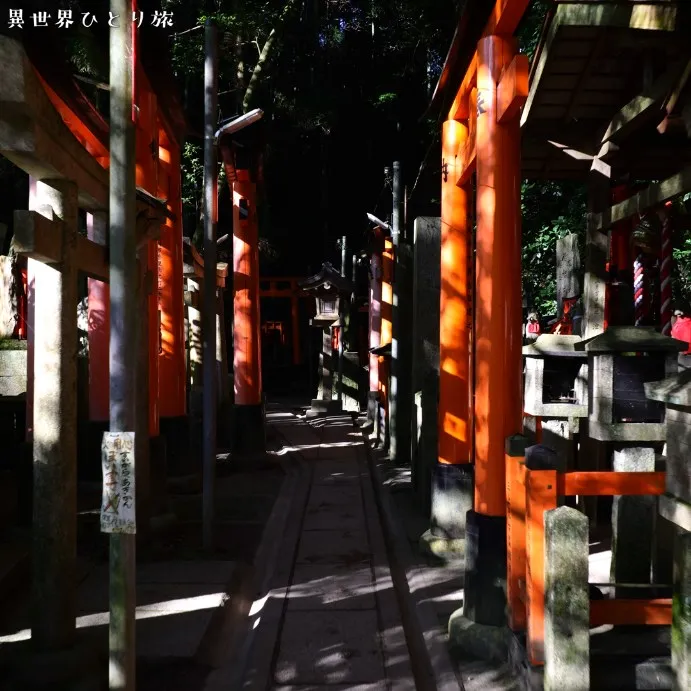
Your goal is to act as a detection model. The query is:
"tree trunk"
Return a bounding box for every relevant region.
[242,0,301,112]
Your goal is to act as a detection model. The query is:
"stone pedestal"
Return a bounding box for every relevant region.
[544,506,589,691]
[610,447,655,597]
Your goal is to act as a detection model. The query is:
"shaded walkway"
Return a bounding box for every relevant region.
[209,403,420,690]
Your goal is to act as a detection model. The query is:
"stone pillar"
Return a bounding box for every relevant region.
[610,447,655,597]
[87,212,109,421]
[556,233,581,318]
[216,286,230,404]
[544,506,590,691]
[411,217,440,518]
[30,179,78,650]
[672,531,691,691]
[319,326,333,400]
[390,239,413,464]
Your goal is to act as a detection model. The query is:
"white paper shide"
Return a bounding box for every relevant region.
[100,432,136,534]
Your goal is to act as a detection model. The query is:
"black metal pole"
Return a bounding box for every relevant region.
[202,19,218,551]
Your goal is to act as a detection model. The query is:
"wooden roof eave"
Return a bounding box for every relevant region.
[521,1,680,129]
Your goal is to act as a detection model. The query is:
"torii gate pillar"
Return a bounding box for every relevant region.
[464,35,526,627]
[232,171,265,453]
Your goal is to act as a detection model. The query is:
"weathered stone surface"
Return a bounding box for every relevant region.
[287,564,376,611]
[296,529,370,566]
[525,444,562,471]
[0,349,27,396]
[0,252,19,339]
[274,611,384,685]
[27,179,79,651]
[544,506,589,691]
[556,234,581,317]
[541,418,580,470]
[659,494,691,532]
[430,463,473,539]
[672,532,691,691]
[581,327,688,354]
[523,354,588,418]
[611,447,655,597]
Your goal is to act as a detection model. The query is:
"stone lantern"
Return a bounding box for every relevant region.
[523,334,588,469]
[577,327,686,442]
[299,263,353,416]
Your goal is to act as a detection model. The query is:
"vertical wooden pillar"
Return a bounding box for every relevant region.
[381,239,394,444]
[232,173,265,452]
[158,134,186,418]
[87,212,109,421]
[474,35,522,518]
[233,176,262,405]
[148,240,160,437]
[368,236,383,421]
[439,119,471,466]
[463,35,523,628]
[431,119,475,542]
[291,294,300,365]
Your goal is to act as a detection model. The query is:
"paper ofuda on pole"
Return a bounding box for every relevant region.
[100,431,136,534]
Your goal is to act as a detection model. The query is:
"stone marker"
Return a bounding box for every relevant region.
[611,447,655,597]
[544,505,590,691]
[672,532,691,691]
[556,233,581,318]
[411,217,440,515]
[26,179,79,650]
[0,249,19,339]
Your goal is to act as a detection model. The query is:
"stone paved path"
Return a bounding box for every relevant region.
[233,407,418,691]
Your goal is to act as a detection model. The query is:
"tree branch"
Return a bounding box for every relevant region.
[242,0,303,113]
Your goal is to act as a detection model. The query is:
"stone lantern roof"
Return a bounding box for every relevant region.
[523,334,586,358]
[576,327,687,353]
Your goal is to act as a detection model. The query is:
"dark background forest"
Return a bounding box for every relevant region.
[5,0,689,315]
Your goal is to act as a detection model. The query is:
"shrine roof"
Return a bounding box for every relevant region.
[521,1,691,181]
[523,334,586,358]
[577,326,687,353]
[645,368,691,406]
[298,263,353,295]
[182,237,229,286]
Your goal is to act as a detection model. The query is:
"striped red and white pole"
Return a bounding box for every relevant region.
[634,253,646,326]
[659,203,673,335]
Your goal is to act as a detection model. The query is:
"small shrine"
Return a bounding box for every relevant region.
[299,262,353,415]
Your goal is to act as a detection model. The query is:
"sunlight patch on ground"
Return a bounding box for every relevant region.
[0,592,227,644]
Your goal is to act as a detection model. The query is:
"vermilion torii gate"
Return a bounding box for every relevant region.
[435,0,530,624]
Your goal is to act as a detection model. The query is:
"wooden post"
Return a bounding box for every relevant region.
[28,179,79,650]
[87,212,110,421]
[506,438,528,631]
[158,134,187,419]
[109,1,137,686]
